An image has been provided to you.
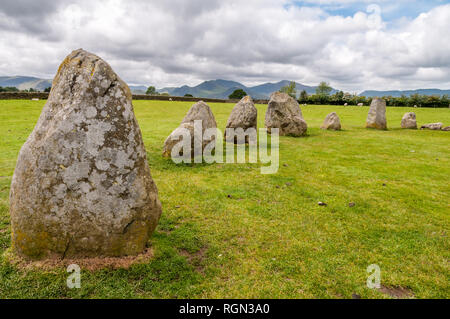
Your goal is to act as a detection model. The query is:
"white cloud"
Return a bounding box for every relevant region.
[0,0,449,92]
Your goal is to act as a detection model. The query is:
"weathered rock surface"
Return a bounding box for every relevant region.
[442,126,450,131]
[10,49,162,260]
[265,92,307,136]
[224,96,257,143]
[321,112,341,130]
[420,123,443,130]
[401,112,417,129]
[163,101,217,157]
[366,98,387,130]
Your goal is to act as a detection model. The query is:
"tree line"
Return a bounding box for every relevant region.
[280,81,450,108]
[0,86,51,93]
[142,83,450,108]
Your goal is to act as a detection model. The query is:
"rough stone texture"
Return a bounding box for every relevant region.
[9,49,162,260]
[265,92,307,136]
[224,96,257,143]
[163,101,217,157]
[366,98,387,130]
[442,126,450,131]
[320,112,341,130]
[401,112,417,129]
[420,123,443,130]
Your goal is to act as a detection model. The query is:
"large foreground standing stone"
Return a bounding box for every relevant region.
[10,49,162,260]
[366,98,387,130]
[224,96,257,143]
[321,112,341,130]
[265,92,307,136]
[163,101,217,157]
[401,112,417,129]
[421,123,443,130]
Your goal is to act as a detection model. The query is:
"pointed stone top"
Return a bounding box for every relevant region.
[52,49,131,102]
[181,100,217,130]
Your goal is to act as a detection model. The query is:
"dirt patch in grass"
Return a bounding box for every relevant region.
[179,247,208,274]
[4,248,155,271]
[378,285,415,299]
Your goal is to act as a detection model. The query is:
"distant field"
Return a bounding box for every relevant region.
[0,100,449,299]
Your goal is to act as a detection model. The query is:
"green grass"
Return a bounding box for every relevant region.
[0,99,449,299]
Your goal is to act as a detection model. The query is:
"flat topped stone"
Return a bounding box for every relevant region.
[366,98,387,130]
[9,49,162,260]
[265,92,307,136]
[421,123,443,130]
[321,112,341,130]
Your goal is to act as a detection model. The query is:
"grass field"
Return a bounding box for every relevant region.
[0,99,449,299]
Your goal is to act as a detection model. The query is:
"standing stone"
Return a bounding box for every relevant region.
[321,112,341,130]
[9,49,162,260]
[366,98,387,130]
[163,101,217,157]
[401,112,417,129]
[224,96,257,143]
[420,123,443,130]
[265,92,307,136]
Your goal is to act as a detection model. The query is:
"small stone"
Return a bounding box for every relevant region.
[275,185,280,189]
[401,112,417,129]
[175,206,181,209]
[227,194,232,199]
[318,202,327,206]
[285,182,292,186]
[321,112,341,130]
[283,164,288,167]
[421,123,443,130]
[349,202,356,207]
[382,183,387,187]
[442,126,450,131]
[352,293,361,299]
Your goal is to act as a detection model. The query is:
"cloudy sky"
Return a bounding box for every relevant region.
[0,0,449,92]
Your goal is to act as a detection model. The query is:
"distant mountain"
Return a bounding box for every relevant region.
[0,76,335,98]
[8,75,448,100]
[157,79,334,99]
[0,76,52,91]
[360,89,450,97]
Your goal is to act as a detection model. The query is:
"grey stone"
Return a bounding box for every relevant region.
[224,96,257,144]
[321,112,341,130]
[421,123,443,130]
[442,126,450,131]
[9,49,162,260]
[366,98,387,130]
[163,101,217,157]
[401,112,417,129]
[265,92,307,136]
